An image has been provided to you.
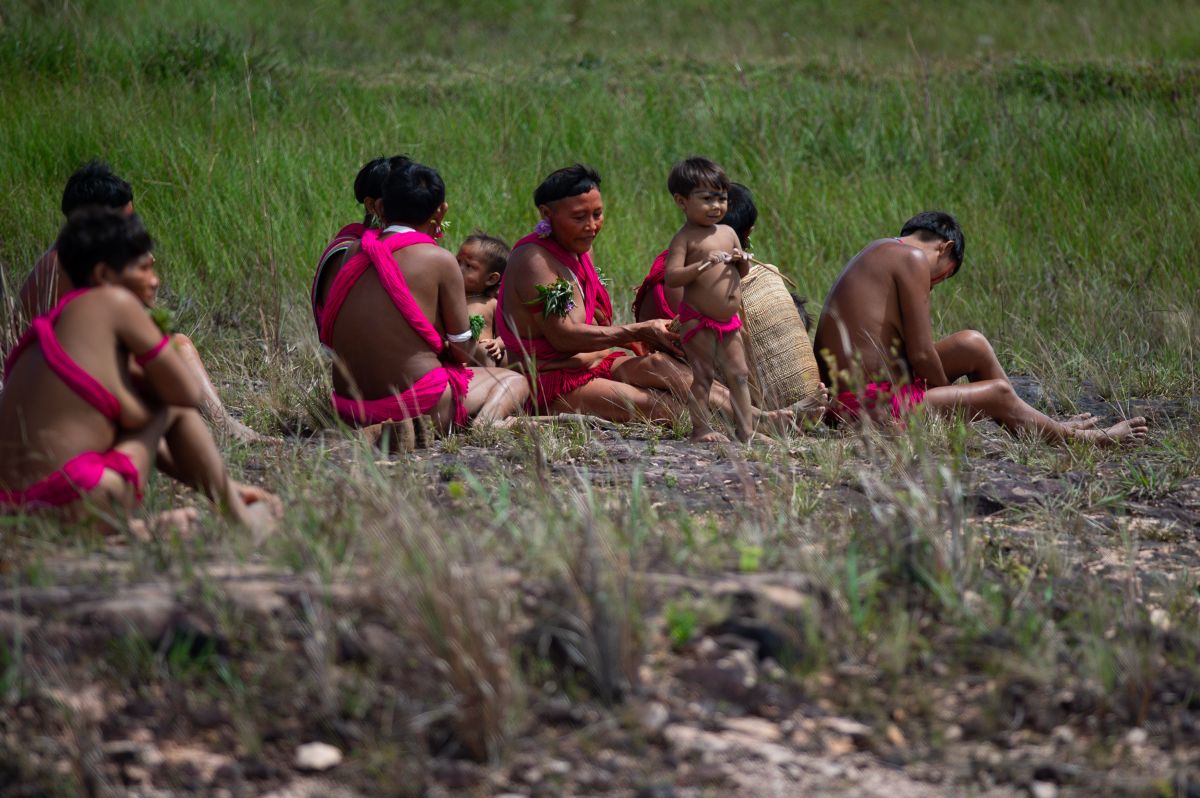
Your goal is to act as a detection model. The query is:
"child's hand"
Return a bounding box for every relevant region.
[481,338,505,363]
[697,251,731,273]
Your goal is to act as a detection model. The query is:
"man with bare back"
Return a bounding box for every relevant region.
[7,160,267,444]
[497,163,792,430]
[322,160,528,433]
[814,211,1147,445]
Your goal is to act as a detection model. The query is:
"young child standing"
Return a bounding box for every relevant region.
[456,231,510,366]
[663,157,763,443]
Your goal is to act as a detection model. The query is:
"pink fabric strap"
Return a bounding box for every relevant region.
[4,288,122,422]
[496,233,615,365]
[678,303,742,344]
[631,249,674,320]
[0,449,141,509]
[311,223,367,331]
[331,365,473,427]
[134,334,170,366]
[318,229,439,348]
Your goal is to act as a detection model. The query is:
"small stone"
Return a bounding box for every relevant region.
[1030,782,1057,798]
[820,716,872,741]
[1124,727,1148,747]
[885,723,907,748]
[1051,725,1075,746]
[945,724,963,742]
[545,759,571,776]
[1149,608,1171,632]
[695,637,720,659]
[722,716,782,742]
[637,701,670,734]
[293,742,342,771]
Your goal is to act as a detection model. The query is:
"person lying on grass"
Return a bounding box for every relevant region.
[322,159,529,435]
[456,231,510,367]
[7,160,269,444]
[813,210,1148,445]
[0,208,282,534]
[662,157,768,443]
[496,163,792,434]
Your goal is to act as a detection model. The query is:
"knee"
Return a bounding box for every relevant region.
[960,329,994,354]
[983,379,1016,405]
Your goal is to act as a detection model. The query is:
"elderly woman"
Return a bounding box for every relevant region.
[0,208,280,533]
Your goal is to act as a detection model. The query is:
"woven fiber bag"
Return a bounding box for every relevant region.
[740,262,823,409]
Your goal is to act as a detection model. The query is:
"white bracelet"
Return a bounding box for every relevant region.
[446,330,473,343]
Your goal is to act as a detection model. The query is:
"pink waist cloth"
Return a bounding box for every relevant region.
[332,365,473,427]
[678,303,742,344]
[0,449,141,510]
[833,380,927,422]
[529,351,626,413]
[631,249,675,321]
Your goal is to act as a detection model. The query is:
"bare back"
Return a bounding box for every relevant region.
[329,237,468,398]
[814,238,926,387]
[0,288,188,489]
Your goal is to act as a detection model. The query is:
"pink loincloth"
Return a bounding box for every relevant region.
[332,365,473,427]
[677,302,742,344]
[530,351,627,413]
[833,380,927,422]
[0,449,141,510]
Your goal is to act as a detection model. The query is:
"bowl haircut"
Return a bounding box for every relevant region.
[61,160,133,216]
[900,210,965,276]
[667,156,730,198]
[462,231,510,298]
[533,163,601,207]
[382,161,445,227]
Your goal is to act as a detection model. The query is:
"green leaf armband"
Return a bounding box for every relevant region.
[529,279,576,318]
[149,306,175,335]
[469,314,486,340]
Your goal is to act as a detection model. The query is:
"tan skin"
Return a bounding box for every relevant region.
[814,234,1148,445]
[327,202,529,431]
[664,185,760,443]
[10,202,268,444]
[501,188,793,429]
[456,241,505,366]
[0,254,282,534]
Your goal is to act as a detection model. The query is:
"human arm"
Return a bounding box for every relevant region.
[436,250,484,366]
[895,260,950,387]
[111,288,202,407]
[664,238,727,288]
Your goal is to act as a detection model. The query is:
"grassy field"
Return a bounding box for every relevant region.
[1,2,1199,796]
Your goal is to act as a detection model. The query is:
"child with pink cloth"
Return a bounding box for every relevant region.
[663,157,764,443]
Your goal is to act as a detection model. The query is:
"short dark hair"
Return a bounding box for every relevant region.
[900,211,965,274]
[721,182,758,249]
[667,156,730,197]
[533,164,601,207]
[381,161,445,226]
[57,207,153,288]
[61,160,133,216]
[463,231,510,298]
[354,154,412,203]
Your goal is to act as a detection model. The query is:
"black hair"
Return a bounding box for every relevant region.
[354,154,412,203]
[462,231,510,298]
[533,163,602,207]
[61,160,133,216]
[57,207,153,288]
[667,156,730,197]
[900,210,965,275]
[789,292,812,331]
[721,182,758,249]
[381,160,445,227]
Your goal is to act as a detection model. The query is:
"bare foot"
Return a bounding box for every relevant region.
[1073,416,1149,447]
[228,481,283,542]
[359,420,418,453]
[692,429,731,443]
[223,416,280,445]
[1061,412,1098,431]
[127,508,200,541]
[740,431,777,445]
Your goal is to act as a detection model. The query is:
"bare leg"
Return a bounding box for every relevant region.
[550,377,680,423]
[715,331,764,443]
[924,380,1147,446]
[463,368,530,425]
[934,330,1008,383]
[173,334,271,444]
[678,328,728,443]
[158,406,282,534]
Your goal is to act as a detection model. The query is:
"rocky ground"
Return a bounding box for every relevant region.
[1,380,1197,797]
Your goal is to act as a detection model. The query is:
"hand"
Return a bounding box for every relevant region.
[481,337,504,364]
[636,318,683,357]
[696,251,730,273]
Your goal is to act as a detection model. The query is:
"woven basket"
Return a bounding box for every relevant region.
[740,262,823,409]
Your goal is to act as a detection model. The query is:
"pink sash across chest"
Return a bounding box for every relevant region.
[495,233,614,364]
[311,223,366,334]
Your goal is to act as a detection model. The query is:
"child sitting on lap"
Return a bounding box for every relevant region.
[456,231,510,366]
[663,156,764,443]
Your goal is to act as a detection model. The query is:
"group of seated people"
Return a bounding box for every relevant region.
[0,156,1148,532]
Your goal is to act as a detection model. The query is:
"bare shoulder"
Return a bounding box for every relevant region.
[509,244,562,287]
[716,223,742,247]
[89,284,144,313]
